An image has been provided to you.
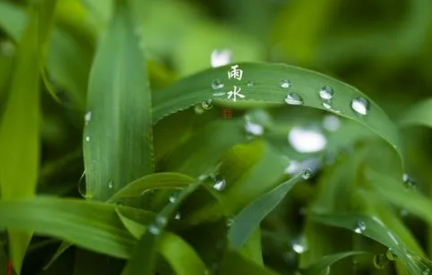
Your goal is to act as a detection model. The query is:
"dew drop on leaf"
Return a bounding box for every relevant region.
[351,97,369,115]
[403,173,416,190]
[210,49,232,68]
[84,111,92,125]
[148,224,161,235]
[319,85,334,100]
[280,80,291,88]
[373,254,390,269]
[107,180,114,189]
[284,92,303,105]
[212,176,226,191]
[301,168,313,180]
[85,136,91,142]
[211,79,224,90]
[201,99,213,110]
[244,116,264,137]
[386,248,397,261]
[354,221,366,233]
[247,81,254,87]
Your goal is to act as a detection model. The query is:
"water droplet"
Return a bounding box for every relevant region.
[280,80,291,89]
[373,254,390,269]
[211,79,224,90]
[212,175,226,191]
[288,127,327,153]
[84,111,92,125]
[210,49,232,68]
[226,218,234,228]
[175,213,181,220]
[291,236,308,254]
[301,168,313,180]
[194,104,205,114]
[322,101,332,110]
[292,243,305,254]
[386,248,397,261]
[201,99,213,110]
[85,136,91,142]
[244,116,264,136]
[247,81,254,87]
[107,180,114,189]
[354,221,366,234]
[148,224,161,235]
[403,173,416,190]
[319,86,334,100]
[351,97,369,116]
[284,92,303,105]
[169,194,178,203]
[323,115,341,132]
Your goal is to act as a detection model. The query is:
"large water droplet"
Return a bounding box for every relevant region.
[323,115,341,132]
[386,248,397,261]
[244,116,264,137]
[403,173,416,190]
[210,49,232,68]
[284,93,303,105]
[84,112,92,125]
[354,221,366,234]
[351,97,369,116]
[301,168,313,180]
[319,86,334,100]
[201,99,213,110]
[373,254,390,269]
[107,180,114,189]
[280,80,291,89]
[211,79,224,90]
[288,127,327,153]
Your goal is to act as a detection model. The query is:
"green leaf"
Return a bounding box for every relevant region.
[218,249,279,275]
[121,178,206,275]
[152,63,404,169]
[228,172,304,249]
[0,1,57,272]
[310,213,431,274]
[107,172,195,203]
[116,210,208,275]
[398,98,432,128]
[84,0,153,201]
[302,251,369,275]
[0,197,154,259]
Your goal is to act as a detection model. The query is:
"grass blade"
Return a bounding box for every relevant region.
[302,251,368,275]
[228,172,304,249]
[117,210,208,275]
[121,179,205,275]
[84,0,153,201]
[0,197,154,259]
[153,63,404,168]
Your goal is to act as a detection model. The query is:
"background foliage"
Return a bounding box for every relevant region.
[1,0,432,274]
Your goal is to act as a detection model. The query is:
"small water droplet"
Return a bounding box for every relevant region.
[210,49,232,68]
[301,168,313,180]
[155,215,167,227]
[319,86,334,100]
[85,136,91,142]
[280,80,291,88]
[175,213,181,220]
[403,173,416,190]
[212,175,226,191]
[194,104,205,114]
[322,101,332,110]
[351,97,369,116]
[386,248,397,261]
[211,80,224,90]
[247,81,254,87]
[323,115,341,132]
[148,224,161,235]
[284,93,303,105]
[107,180,114,189]
[169,194,178,203]
[292,243,305,254]
[201,99,213,110]
[244,116,264,137]
[291,236,308,254]
[288,127,327,153]
[373,254,390,269]
[354,221,366,234]
[84,111,92,125]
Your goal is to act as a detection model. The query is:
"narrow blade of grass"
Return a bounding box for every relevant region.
[84,0,153,201]
[302,251,369,275]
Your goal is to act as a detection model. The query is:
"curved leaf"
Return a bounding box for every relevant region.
[228,172,304,249]
[152,62,404,168]
[84,0,153,201]
[107,173,195,203]
[0,197,154,259]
